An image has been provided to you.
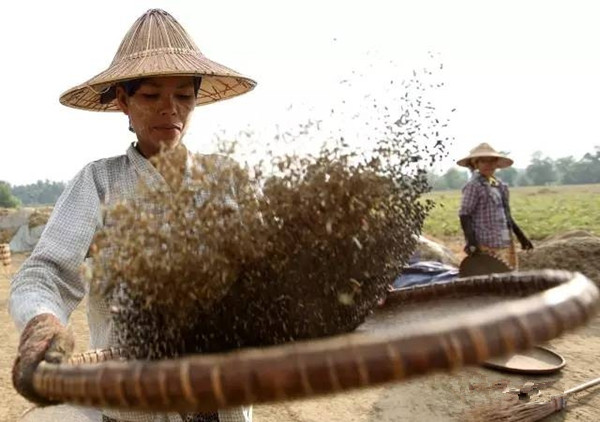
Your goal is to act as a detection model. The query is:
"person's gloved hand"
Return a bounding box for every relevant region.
[12,313,74,404]
[463,244,480,256]
[460,215,479,256]
[518,236,534,251]
[511,220,534,251]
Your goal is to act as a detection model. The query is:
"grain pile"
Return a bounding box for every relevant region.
[0,229,14,244]
[27,207,52,229]
[519,231,600,286]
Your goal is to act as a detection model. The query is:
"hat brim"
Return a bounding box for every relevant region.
[59,51,256,111]
[457,153,513,169]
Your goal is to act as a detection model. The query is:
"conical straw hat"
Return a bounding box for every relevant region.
[456,143,514,169]
[60,9,256,112]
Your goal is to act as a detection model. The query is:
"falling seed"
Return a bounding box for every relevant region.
[326,219,333,234]
[338,292,354,306]
[352,237,363,250]
[90,63,450,360]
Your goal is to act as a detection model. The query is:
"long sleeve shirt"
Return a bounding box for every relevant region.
[9,144,251,422]
[458,172,511,248]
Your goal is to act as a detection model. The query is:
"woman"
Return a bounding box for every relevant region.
[10,9,255,422]
[457,142,533,269]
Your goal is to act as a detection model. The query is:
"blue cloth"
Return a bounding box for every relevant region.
[392,260,458,289]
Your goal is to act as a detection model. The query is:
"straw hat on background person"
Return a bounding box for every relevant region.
[59,8,256,112]
[457,142,514,169]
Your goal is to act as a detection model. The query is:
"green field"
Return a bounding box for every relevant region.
[423,184,600,241]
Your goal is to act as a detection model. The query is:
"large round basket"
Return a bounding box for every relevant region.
[32,270,598,413]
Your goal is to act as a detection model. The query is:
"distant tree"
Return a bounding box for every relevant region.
[11,179,66,205]
[553,147,600,185]
[555,156,577,184]
[441,167,469,190]
[0,181,21,208]
[526,152,557,186]
[578,146,600,183]
[495,167,518,186]
[515,171,532,187]
[427,171,446,190]
[428,167,469,190]
[430,146,600,189]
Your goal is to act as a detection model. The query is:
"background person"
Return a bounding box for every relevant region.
[457,142,533,269]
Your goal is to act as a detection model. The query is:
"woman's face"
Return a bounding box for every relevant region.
[473,157,498,177]
[116,76,196,158]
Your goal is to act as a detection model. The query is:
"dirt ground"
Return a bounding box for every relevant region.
[2,252,600,421]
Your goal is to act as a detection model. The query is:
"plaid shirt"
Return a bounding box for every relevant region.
[458,172,511,248]
[9,144,251,422]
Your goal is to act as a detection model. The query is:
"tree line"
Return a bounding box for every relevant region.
[429,147,600,190]
[1,147,599,207]
[0,180,66,208]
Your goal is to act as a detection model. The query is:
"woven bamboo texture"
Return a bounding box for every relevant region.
[0,243,10,267]
[33,270,599,413]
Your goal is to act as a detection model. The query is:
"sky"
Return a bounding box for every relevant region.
[1,0,600,185]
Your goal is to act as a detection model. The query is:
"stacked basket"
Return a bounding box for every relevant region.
[0,243,11,268]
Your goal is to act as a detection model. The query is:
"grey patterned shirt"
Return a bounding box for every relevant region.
[9,144,251,422]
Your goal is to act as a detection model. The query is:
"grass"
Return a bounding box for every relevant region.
[423,184,600,241]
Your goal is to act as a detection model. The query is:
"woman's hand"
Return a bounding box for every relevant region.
[519,237,534,251]
[12,313,74,404]
[511,220,534,251]
[463,244,480,256]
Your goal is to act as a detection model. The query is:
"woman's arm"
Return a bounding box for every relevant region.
[9,163,103,403]
[501,185,533,250]
[510,216,534,250]
[459,182,481,253]
[9,164,103,330]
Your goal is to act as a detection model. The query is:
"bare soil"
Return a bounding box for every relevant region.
[2,252,600,421]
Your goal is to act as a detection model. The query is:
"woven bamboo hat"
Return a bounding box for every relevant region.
[59,9,256,112]
[457,143,514,169]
